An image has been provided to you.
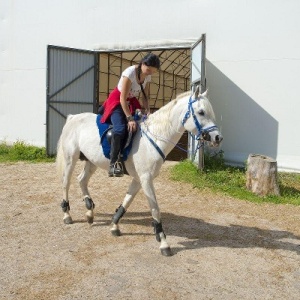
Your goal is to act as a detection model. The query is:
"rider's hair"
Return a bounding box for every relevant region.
[140,53,160,70]
[137,53,160,81]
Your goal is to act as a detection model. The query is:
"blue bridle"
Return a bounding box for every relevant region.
[182,96,219,140]
[140,96,219,162]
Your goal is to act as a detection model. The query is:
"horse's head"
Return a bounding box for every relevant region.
[182,86,223,147]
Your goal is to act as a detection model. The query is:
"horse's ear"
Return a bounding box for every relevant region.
[201,89,208,97]
[193,85,200,98]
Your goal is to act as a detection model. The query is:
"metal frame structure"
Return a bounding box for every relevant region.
[97,46,192,112]
[189,34,207,169]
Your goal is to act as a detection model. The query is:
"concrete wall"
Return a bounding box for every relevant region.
[1,0,299,171]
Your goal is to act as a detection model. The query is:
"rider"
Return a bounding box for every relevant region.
[99,53,160,177]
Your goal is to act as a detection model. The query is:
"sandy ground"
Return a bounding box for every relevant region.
[0,161,300,300]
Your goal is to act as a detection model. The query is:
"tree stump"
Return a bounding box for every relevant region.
[246,154,280,196]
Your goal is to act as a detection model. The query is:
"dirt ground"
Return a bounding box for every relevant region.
[0,161,300,300]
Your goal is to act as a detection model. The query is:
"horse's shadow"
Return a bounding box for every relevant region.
[94,211,300,255]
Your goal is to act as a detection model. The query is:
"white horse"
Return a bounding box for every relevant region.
[56,86,223,256]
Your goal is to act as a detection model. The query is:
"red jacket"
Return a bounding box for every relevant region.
[100,88,141,123]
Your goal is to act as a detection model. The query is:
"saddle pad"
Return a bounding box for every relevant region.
[96,114,132,161]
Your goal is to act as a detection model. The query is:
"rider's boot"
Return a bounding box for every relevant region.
[108,134,124,177]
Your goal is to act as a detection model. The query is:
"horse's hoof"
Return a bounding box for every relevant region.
[86,216,94,224]
[111,229,121,236]
[63,216,73,224]
[160,247,172,256]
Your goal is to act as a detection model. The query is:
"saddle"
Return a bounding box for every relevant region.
[96,114,134,162]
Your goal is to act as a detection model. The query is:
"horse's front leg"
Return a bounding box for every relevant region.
[77,161,97,224]
[111,178,141,236]
[140,174,172,256]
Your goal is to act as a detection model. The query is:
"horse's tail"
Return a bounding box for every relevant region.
[56,115,74,181]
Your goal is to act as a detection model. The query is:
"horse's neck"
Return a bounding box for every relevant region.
[144,97,187,155]
[168,97,187,138]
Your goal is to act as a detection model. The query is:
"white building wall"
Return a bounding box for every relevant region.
[1,0,299,171]
[205,0,300,172]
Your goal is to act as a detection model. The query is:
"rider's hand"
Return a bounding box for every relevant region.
[127,120,137,132]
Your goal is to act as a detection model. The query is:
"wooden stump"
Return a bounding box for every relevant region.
[246,154,280,196]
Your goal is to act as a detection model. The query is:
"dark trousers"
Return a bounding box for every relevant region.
[110,105,127,136]
[109,105,127,164]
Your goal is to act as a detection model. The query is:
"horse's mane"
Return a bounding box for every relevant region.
[175,91,191,100]
[145,91,215,137]
[145,92,191,136]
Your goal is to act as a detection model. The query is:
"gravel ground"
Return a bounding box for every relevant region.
[0,161,300,300]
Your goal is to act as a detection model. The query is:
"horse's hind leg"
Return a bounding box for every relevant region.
[61,155,77,224]
[77,161,97,224]
[111,178,141,236]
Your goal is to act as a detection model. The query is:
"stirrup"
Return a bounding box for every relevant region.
[108,161,124,177]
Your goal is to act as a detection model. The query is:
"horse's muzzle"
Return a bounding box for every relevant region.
[202,132,223,147]
[215,134,223,144]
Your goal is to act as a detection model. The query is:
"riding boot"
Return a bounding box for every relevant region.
[108,134,124,177]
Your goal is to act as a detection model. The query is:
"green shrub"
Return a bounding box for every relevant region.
[0,141,54,163]
[170,155,300,206]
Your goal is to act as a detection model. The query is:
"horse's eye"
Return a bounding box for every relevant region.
[198,109,205,116]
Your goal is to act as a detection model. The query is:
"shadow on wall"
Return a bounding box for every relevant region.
[206,60,278,167]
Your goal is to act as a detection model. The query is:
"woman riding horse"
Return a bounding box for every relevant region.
[57,86,223,256]
[99,53,160,177]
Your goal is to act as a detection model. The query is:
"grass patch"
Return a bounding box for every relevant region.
[0,141,55,163]
[170,156,300,206]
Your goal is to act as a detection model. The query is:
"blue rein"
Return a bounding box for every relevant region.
[140,128,166,162]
